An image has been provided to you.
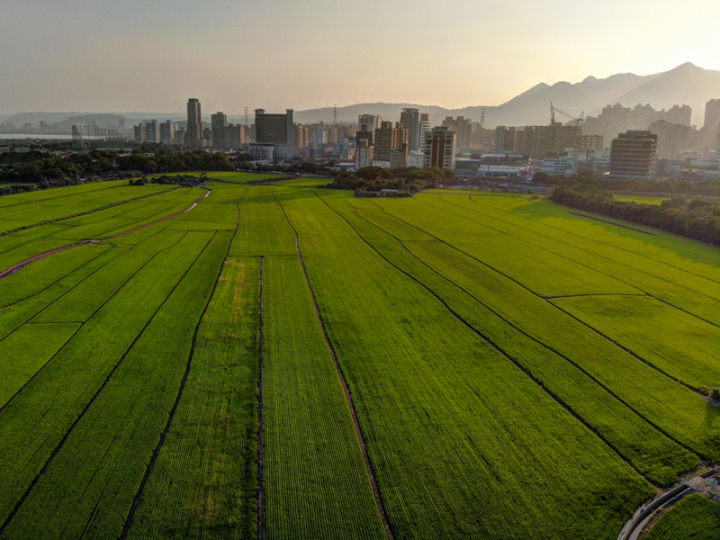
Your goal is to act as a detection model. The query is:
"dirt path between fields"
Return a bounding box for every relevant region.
[273,191,395,540]
[257,256,266,540]
[0,190,210,280]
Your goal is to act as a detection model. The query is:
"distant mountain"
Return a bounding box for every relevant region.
[4,63,718,130]
[295,63,719,128]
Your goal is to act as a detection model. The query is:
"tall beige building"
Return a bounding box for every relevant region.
[423,126,456,169]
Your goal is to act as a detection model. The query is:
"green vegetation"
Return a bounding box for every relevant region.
[551,183,720,244]
[326,165,455,192]
[0,180,717,539]
[645,494,720,540]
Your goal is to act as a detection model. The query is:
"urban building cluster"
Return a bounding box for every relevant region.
[488,99,720,182]
[4,95,718,183]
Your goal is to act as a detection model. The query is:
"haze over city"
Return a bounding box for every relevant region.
[1,0,719,114]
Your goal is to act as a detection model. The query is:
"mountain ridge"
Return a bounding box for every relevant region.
[3,63,719,130]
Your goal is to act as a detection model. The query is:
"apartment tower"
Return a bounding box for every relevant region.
[186,98,202,147]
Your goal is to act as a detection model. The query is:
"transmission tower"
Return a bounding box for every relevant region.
[480,108,485,129]
[243,107,250,127]
[333,104,338,125]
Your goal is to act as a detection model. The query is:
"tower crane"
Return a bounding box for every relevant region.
[550,103,584,126]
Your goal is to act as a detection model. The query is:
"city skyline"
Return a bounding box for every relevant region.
[1,0,718,114]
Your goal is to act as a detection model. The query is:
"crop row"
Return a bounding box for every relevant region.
[318,191,697,486]
[363,193,720,460]
[262,253,386,540]
[456,197,720,324]
[126,255,261,539]
[0,179,141,210]
[0,187,202,262]
[275,188,651,539]
[0,183,174,233]
[0,230,212,531]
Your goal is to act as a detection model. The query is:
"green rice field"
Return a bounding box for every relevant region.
[0,174,717,539]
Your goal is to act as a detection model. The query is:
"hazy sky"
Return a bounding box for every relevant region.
[1,0,718,114]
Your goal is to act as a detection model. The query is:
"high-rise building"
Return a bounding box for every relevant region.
[420,113,432,149]
[133,123,146,144]
[374,121,407,162]
[160,121,176,145]
[704,99,720,133]
[649,120,695,158]
[610,130,657,179]
[211,112,228,149]
[312,124,327,145]
[295,125,309,149]
[144,120,160,144]
[665,105,692,126]
[223,124,247,149]
[255,109,295,160]
[400,108,422,151]
[423,126,456,169]
[357,114,381,133]
[186,98,202,147]
[494,126,516,152]
[443,116,472,148]
[355,137,374,169]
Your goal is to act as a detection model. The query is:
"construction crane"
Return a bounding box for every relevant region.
[550,102,584,126]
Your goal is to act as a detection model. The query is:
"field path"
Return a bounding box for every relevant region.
[0,189,210,280]
[273,191,395,540]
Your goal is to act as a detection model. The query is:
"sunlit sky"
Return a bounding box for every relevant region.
[1,0,718,114]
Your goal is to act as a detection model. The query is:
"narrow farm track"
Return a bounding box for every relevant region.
[257,256,266,540]
[119,228,229,539]
[0,189,210,280]
[0,232,189,418]
[0,186,180,238]
[359,199,705,460]
[274,192,395,540]
[314,192,661,484]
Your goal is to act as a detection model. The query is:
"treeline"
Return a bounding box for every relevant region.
[551,183,720,244]
[0,149,236,184]
[325,166,455,192]
[533,170,720,197]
